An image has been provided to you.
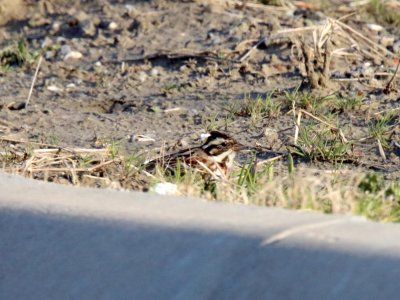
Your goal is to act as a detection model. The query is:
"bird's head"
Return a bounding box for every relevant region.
[202,131,247,161]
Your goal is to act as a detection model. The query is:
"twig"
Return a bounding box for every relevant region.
[256,154,284,166]
[87,159,118,171]
[32,148,108,154]
[384,59,400,94]
[164,107,184,113]
[335,20,396,59]
[373,106,400,115]
[239,37,267,62]
[25,55,43,109]
[196,160,224,181]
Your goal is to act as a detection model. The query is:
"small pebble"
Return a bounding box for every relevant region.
[380,36,395,48]
[138,71,148,82]
[41,37,52,48]
[153,182,179,196]
[264,128,279,141]
[108,21,118,30]
[51,21,61,33]
[45,51,55,60]
[47,85,63,93]
[150,68,159,77]
[60,45,71,55]
[125,4,136,14]
[64,51,83,60]
[393,40,400,54]
[56,36,67,44]
[366,23,383,32]
[80,19,96,37]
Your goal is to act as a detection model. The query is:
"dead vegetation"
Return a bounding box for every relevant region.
[0,0,399,221]
[1,135,399,222]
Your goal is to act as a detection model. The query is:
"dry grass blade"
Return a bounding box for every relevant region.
[373,106,400,116]
[25,55,43,109]
[256,154,284,166]
[195,159,224,181]
[294,111,302,145]
[239,37,267,62]
[384,59,400,94]
[376,138,387,160]
[335,19,397,60]
[32,148,109,155]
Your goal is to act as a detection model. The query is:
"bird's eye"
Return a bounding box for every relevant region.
[220,142,227,147]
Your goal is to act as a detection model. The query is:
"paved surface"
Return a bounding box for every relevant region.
[1,172,400,300]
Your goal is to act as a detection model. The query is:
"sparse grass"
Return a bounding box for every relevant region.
[228,93,281,126]
[42,133,60,145]
[293,122,350,163]
[368,111,397,148]
[284,89,336,114]
[0,39,39,71]
[366,0,400,29]
[356,173,400,222]
[202,112,222,131]
[1,138,399,222]
[162,81,179,94]
[331,95,364,112]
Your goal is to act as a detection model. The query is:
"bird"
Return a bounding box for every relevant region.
[145,131,247,179]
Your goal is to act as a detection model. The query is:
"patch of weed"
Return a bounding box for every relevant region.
[366,0,400,28]
[284,89,335,114]
[356,173,400,222]
[228,92,280,126]
[331,95,364,112]
[368,111,397,148]
[202,112,222,131]
[0,39,39,70]
[293,123,350,163]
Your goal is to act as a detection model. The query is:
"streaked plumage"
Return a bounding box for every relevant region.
[145,131,246,178]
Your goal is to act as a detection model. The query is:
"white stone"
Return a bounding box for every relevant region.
[366,24,383,32]
[138,71,147,82]
[60,45,71,55]
[108,22,118,30]
[153,182,179,196]
[64,51,83,61]
[47,85,63,93]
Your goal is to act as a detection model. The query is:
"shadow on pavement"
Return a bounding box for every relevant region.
[1,208,399,300]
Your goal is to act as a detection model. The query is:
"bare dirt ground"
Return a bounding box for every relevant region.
[0,0,399,188]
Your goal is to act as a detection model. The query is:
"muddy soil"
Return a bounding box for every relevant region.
[0,0,399,181]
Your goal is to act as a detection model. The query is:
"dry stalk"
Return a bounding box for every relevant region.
[384,60,400,94]
[25,55,43,109]
[373,106,400,116]
[335,20,397,61]
[376,138,387,160]
[294,110,302,145]
[297,20,334,89]
[256,154,284,166]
